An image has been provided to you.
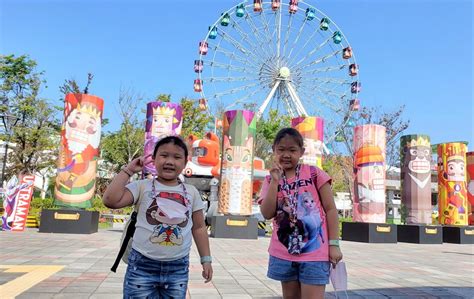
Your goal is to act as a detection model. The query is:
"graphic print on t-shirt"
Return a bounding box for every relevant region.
[146,191,189,246]
[275,179,325,254]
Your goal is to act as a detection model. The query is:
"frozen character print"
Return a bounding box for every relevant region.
[276,197,305,250]
[297,191,324,253]
[146,191,190,246]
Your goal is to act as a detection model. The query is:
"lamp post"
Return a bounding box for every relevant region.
[0,113,19,187]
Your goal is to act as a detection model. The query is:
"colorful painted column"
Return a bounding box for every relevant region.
[1,175,35,231]
[291,116,324,168]
[353,124,386,223]
[437,143,468,225]
[400,135,432,224]
[143,102,183,176]
[54,94,103,208]
[467,152,474,225]
[218,110,256,215]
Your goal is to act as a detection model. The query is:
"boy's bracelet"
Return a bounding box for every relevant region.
[121,166,134,177]
[329,239,340,247]
[200,256,212,264]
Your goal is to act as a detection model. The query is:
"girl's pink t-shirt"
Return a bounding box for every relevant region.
[258,164,331,262]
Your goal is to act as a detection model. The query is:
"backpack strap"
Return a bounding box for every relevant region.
[110,179,146,273]
[110,210,137,272]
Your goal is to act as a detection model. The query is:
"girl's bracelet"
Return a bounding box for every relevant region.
[329,239,340,247]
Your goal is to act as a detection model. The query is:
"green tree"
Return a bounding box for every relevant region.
[101,88,145,173]
[59,73,93,95]
[180,97,213,139]
[154,94,171,102]
[0,54,60,180]
[322,155,351,193]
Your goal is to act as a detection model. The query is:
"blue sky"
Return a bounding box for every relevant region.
[1,0,472,150]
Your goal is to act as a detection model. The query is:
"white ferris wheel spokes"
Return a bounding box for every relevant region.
[194,0,361,143]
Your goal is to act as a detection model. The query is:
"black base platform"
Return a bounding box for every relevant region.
[39,209,99,234]
[397,224,442,244]
[442,225,474,244]
[342,222,397,243]
[210,215,258,239]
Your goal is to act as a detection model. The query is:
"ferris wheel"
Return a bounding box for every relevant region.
[193,0,361,143]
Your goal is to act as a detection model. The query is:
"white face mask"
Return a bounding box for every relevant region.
[154,198,188,225]
[330,261,348,292]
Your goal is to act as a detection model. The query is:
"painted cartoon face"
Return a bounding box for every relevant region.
[273,136,304,171]
[406,146,431,174]
[356,162,385,203]
[282,197,292,214]
[154,142,187,182]
[447,160,465,181]
[222,136,253,169]
[65,106,101,153]
[151,113,173,136]
[302,192,315,209]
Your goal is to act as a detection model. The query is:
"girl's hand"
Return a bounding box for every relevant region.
[329,246,343,268]
[269,155,282,182]
[202,263,213,283]
[126,154,151,174]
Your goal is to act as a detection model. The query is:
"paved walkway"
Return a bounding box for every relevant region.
[0,228,473,298]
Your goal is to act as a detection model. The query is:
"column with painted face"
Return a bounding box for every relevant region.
[353,124,386,223]
[466,152,474,225]
[291,116,324,168]
[218,110,256,215]
[437,143,468,225]
[143,102,183,176]
[1,175,34,231]
[54,93,103,208]
[400,135,432,224]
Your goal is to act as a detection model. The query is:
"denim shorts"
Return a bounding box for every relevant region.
[267,255,330,285]
[124,248,189,299]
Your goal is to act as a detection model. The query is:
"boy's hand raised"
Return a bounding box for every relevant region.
[125,154,151,174]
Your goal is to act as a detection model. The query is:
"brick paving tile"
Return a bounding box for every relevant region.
[1,229,473,298]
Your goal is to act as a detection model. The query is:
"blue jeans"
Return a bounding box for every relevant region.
[123,248,189,299]
[267,255,330,285]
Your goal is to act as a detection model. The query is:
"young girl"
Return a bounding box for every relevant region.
[259,128,343,299]
[103,135,213,299]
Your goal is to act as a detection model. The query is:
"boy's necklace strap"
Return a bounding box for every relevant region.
[152,176,191,210]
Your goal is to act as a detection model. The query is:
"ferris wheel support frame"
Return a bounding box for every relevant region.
[257,79,280,119]
[286,81,308,116]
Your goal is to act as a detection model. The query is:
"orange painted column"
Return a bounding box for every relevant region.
[437,142,468,225]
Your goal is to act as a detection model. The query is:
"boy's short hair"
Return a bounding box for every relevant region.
[152,135,189,161]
